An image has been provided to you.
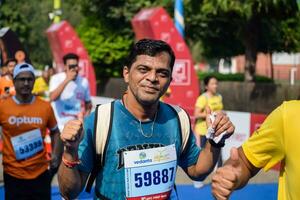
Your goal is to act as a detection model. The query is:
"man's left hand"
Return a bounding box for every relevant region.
[206,108,235,138]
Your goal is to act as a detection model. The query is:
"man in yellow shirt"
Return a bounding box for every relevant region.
[212,101,300,200]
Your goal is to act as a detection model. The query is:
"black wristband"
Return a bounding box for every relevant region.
[208,139,225,148]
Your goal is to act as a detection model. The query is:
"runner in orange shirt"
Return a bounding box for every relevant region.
[0,58,16,99]
[0,63,63,200]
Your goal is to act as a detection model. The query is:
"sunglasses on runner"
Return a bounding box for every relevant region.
[68,64,78,69]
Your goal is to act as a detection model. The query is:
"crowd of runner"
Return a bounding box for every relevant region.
[0,39,298,200]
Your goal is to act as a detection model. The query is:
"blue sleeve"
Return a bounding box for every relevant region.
[77,112,95,173]
[84,79,91,102]
[178,131,201,169]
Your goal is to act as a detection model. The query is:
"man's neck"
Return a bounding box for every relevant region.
[15,94,34,104]
[123,92,158,121]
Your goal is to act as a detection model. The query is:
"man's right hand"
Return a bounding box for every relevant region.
[60,113,84,156]
[211,148,241,200]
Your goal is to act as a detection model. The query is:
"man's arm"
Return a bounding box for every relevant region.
[58,114,89,199]
[50,79,70,101]
[186,110,235,180]
[58,149,89,199]
[212,103,285,200]
[186,142,221,180]
[211,147,260,200]
[49,127,64,169]
[49,69,77,101]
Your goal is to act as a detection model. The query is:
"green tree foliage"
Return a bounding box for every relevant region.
[185,0,300,81]
[77,18,132,77]
[78,0,300,81]
[3,0,299,81]
[77,0,173,78]
[0,0,83,68]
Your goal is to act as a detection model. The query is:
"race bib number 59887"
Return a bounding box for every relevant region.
[124,144,177,200]
[134,166,175,188]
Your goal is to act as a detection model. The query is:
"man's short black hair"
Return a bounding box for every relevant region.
[125,39,175,71]
[63,53,79,65]
[4,58,17,66]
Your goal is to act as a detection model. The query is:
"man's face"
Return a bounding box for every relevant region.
[7,61,16,75]
[48,68,55,76]
[123,52,172,106]
[14,71,35,96]
[65,58,79,77]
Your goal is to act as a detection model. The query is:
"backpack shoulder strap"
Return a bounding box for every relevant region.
[95,102,114,162]
[85,101,114,193]
[167,104,191,154]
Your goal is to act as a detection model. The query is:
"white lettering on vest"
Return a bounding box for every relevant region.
[8,116,43,126]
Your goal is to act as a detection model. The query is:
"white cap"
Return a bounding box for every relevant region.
[13,63,35,79]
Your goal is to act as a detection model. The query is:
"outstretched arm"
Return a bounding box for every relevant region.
[50,69,77,101]
[186,109,235,180]
[212,103,286,200]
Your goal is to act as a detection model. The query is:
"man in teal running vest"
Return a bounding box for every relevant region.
[58,39,235,200]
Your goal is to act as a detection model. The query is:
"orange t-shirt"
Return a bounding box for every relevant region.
[0,75,15,96]
[0,96,57,179]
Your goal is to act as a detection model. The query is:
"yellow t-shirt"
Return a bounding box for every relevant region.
[242,100,300,200]
[194,93,223,135]
[32,77,49,100]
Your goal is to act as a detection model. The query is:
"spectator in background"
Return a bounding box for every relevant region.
[49,53,92,131]
[0,58,17,99]
[0,63,62,200]
[49,53,92,179]
[32,65,55,101]
[193,75,224,188]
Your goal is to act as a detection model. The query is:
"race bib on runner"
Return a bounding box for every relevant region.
[10,129,44,160]
[124,144,177,200]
